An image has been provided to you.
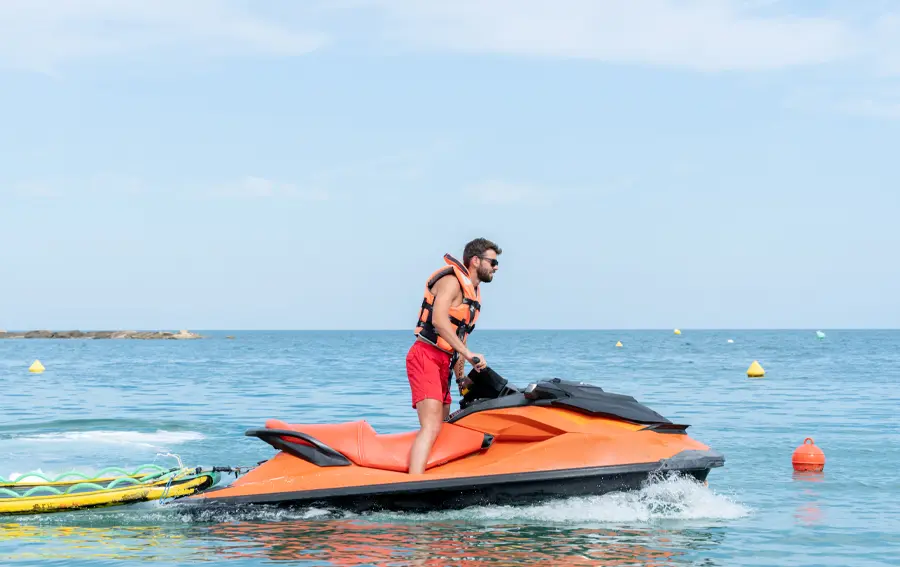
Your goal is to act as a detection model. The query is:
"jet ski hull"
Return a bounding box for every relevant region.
[184,376,725,512]
[185,450,722,512]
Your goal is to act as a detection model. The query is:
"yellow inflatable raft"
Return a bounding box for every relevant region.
[0,465,220,515]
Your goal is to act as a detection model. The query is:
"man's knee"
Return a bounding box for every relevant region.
[416,400,444,432]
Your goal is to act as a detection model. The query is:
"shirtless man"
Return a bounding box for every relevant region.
[406,238,501,474]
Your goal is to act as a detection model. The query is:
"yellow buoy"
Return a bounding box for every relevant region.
[615,341,623,347]
[674,329,681,335]
[747,360,765,378]
[29,360,45,373]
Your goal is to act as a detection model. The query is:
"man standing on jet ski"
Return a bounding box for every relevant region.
[406,237,501,474]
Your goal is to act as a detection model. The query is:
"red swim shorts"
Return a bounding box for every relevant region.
[406,340,452,408]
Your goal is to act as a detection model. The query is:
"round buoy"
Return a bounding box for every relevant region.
[792,437,825,472]
[747,360,765,378]
[29,360,45,373]
[674,329,681,335]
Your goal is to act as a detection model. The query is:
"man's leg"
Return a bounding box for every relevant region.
[409,399,444,474]
[406,341,450,474]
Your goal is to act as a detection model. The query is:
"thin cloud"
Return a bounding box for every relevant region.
[840,97,900,120]
[463,180,553,205]
[5,173,144,198]
[361,0,860,72]
[784,82,900,121]
[0,0,326,73]
[207,176,330,200]
[7,181,59,198]
[870,12,900,77]
[2,1,897,77]
[5,175,329,200]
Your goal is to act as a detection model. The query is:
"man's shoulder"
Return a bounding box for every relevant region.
[432,272,463,294]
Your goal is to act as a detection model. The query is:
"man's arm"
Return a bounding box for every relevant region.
[453,336,467,378]
[431,276,473,362]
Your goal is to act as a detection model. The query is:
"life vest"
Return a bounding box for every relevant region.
[414,253,481,355]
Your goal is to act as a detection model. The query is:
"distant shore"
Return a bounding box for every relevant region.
[0,330,202,340]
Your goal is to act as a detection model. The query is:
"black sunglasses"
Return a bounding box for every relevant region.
[479,256,499,267]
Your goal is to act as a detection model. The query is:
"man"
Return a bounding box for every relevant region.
[406,237,501,475]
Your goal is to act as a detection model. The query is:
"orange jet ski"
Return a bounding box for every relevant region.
[184,367,724,512]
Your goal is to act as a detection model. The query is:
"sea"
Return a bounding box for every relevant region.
[1,329,898,566]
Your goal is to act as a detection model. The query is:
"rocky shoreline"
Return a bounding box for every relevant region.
[0,330,202,340]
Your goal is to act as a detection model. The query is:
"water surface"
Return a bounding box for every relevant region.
[2,330,897,565]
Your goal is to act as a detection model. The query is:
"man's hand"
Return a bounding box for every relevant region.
[456,375,474,391]
[467,353,487,371]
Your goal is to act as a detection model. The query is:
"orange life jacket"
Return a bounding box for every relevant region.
[414,253,481,355]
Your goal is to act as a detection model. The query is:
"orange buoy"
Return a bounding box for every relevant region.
[792,437,825,472]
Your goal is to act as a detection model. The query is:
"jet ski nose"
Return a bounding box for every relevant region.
[658,449,726,471]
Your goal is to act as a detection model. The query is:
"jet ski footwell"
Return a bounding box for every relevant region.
[183,374,725,513]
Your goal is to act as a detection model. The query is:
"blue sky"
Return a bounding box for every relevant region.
[1,0,898,330]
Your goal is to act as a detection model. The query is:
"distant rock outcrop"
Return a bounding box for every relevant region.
[0,330,203,340]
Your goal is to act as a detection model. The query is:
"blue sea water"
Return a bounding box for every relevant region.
[1,329,898,566]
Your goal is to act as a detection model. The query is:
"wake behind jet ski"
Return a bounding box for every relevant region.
[182,367,725,512]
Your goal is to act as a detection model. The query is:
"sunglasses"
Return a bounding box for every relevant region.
[479,256,499,267]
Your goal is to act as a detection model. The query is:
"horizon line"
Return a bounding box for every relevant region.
[4,327,899,332]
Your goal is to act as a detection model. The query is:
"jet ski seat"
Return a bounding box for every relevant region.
[263,419,493,472]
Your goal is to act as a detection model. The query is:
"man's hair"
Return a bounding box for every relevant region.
[463,238,502,267]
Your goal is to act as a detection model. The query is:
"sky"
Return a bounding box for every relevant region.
[1,0,898,330]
